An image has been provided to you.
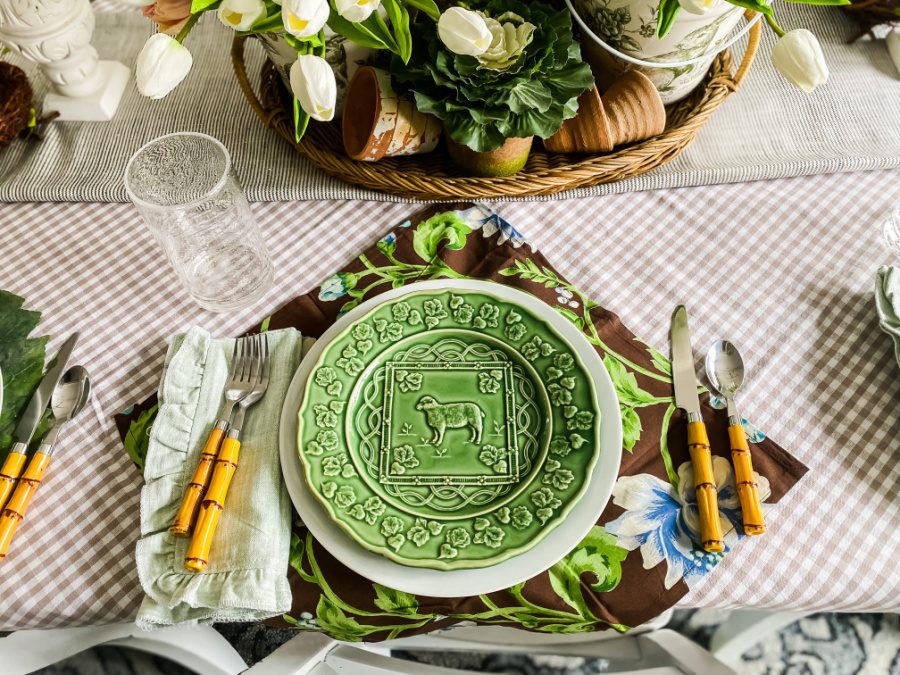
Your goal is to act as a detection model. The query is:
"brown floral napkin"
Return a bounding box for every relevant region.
[117,202,807,641]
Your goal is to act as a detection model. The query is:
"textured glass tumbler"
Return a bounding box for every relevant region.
[125,133,274,312]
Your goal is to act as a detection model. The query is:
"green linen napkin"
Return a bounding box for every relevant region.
[135,327,307,628]
[876,266,900,365]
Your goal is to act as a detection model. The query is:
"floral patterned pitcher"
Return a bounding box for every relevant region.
[569,0,745,103]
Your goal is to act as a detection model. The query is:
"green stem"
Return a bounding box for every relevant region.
[175,13,200,43]
[304,535,432,620]
[567,287,671,385]
[764,13,786,37]
[588,336,673,384]
[659,404,679,489]
[507,585,586,621]
[360,619,434,634]
[632,395,675,407]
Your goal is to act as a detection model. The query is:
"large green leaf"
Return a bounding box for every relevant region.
[373,583,419,614]
[293,98,311,143]
[381,0,412,63]
[721,0,773,13]
[327,6,390,50]
[548,527,627,619]
[603,355,657,408]
[403,0,440,20]
[506,80,554,115]
[412,212,472,263]
[315,595,370,641]
[656,0,681,38]
[621,405,642,453]
[190,0,221,12]
[0,291,48,458]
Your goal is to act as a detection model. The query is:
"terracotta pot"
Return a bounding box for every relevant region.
[445,136,533,177]
[342,67,442,162]
[544,71,665,154]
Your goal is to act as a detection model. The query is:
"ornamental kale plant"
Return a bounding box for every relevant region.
[390,0,594,152]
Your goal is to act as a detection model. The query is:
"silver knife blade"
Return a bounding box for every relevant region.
[670,306,701,418]
[13,332,79,445]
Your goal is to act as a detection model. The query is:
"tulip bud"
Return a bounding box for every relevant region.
[218,0,267,31]
[887,29,900,78]
[281,0,330,38]
[335,0,380,23]
[677,0,721,15]
[290,54,337,121]
[135,33,193,99]
[438,7,492,57]
[771,29,829,93]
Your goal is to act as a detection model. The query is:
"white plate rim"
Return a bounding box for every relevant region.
[279,279,623,597]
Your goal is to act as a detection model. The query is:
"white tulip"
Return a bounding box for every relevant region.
[438,7,492,57]
[335,0,380,23]
[887,29,900,78]
[290,54,337,121]
[135,33,193,100]
[677,0,721,15]
[218,0,266,31]
[281,0,330,37]
[771,29,829,93]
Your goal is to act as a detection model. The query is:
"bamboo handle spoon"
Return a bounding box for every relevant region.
[0,366,91,559]
[705,341,765,535]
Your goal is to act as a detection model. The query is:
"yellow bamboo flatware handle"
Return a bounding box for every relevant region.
[687,421,724,553]
[728,423,766,535]
[170,425,226,537]
[0,452,51,560]
[185,436,240,572]
[0,449,27,511]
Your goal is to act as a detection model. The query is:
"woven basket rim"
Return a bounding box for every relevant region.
[231,17,760,199]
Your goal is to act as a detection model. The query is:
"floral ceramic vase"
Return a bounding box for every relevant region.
[569,0,744,103]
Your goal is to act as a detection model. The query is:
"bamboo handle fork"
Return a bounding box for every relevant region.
[172,334,270,573]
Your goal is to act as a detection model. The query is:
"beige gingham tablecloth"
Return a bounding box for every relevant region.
[0,170,898,630]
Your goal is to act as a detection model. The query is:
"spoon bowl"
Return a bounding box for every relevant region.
[705,340,745,398]
[50,366,91,424]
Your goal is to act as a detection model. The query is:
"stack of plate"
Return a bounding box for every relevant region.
[279,280,622,596]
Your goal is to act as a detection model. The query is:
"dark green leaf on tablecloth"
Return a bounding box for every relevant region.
[0,290,49,458]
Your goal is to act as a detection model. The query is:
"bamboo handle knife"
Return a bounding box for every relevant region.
[687,421,724,552]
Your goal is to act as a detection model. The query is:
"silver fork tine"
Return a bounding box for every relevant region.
[248,335,260,386]
[226,340,240,381]
[238,337,252,383]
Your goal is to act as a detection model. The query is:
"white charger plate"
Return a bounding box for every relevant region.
[279,279,623,597]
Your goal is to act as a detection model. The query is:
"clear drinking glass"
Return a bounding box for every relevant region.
[124,132,274,312]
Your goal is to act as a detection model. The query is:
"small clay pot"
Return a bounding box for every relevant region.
[544,71,666,154]
[342,67,442,162]
[445,136,533,177]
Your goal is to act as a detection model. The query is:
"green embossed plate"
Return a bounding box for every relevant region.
[297,286,603,570]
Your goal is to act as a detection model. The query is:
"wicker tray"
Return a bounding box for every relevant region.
[232,21,760,200]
